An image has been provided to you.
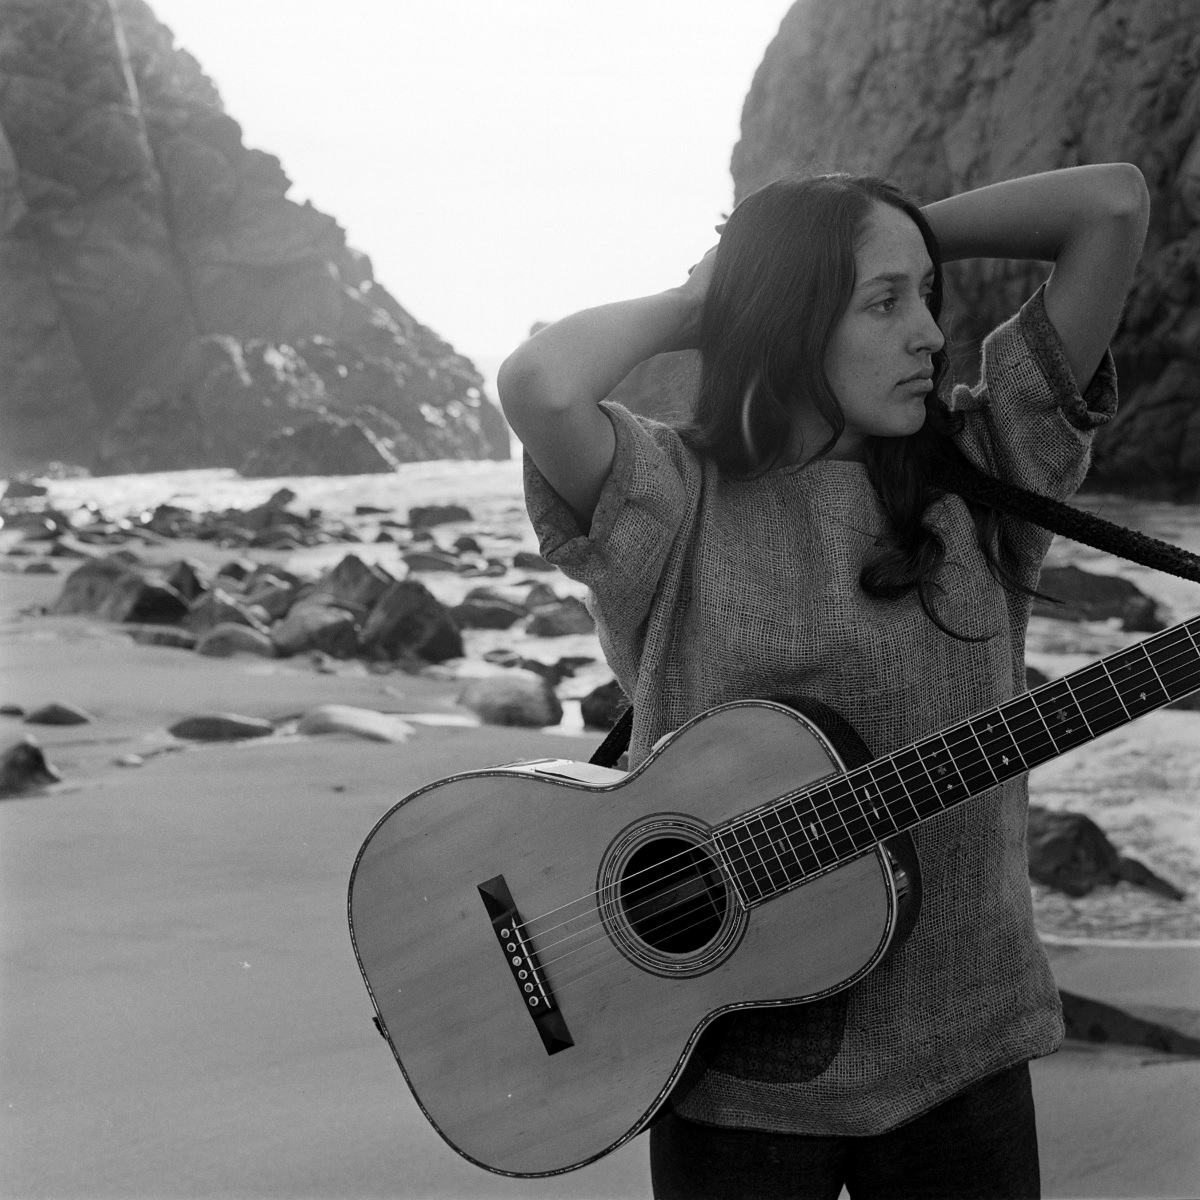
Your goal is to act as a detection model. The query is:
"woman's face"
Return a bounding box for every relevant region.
[802,202,945,461]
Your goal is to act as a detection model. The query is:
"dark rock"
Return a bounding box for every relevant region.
[169,713,275,741]
[1032,566,1166,632]
[306,554,394,615]
[360,580,463,663]
[2,479,48,499]
[213,559,256,585]
[195,623,276,658]
[458,671,563,728]
[185,588,270,634]
[242,574,300,620]
[581,679,629,729]
[240,414,399,477]
[51,558,189,624]
[0,738,62,797]
[128,626,198,650]
[402,549,460,573]
[23,561,57,574]
[450,598,526,630]
[527,597,595,637]
[410,504,472,528]
[1027,805,1185,899]
[513,550,555,572]
[453,534,483,554]
[1060,989,1200,1056]
[24,701,93,726]
[1025,665,1049,689]
[270,603,359,658]
[522,582,559,608]
[162,559,209,603]
[0,705,25,717]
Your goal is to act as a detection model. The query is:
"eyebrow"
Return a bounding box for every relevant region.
[857,268,935,290]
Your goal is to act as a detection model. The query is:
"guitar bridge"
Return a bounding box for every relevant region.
[477,875,574,1055]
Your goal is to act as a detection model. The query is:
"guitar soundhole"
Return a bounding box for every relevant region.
[619,837,727,954]
[599,817,745,977]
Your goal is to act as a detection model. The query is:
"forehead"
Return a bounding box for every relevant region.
[854,202,932,281]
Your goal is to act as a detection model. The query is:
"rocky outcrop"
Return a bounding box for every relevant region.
[0,0,508,475]
[615,1,1200,496]
[731,0,1200,497]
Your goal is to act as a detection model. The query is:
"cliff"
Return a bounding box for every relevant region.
[0,0,509,475]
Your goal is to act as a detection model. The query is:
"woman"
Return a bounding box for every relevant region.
[497,165,1148,1199]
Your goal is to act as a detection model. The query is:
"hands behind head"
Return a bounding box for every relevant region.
[680,230,722,311]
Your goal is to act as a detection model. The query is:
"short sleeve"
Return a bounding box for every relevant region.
[522,400,697,631]
[948,284,1118,501]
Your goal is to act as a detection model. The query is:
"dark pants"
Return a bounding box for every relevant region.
[649,1062,1039,1200]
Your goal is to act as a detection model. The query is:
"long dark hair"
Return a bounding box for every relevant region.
[678,173,1025,639]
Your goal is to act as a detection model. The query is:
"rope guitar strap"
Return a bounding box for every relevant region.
[589,461,1200,770]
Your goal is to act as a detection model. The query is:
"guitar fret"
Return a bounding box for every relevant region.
[810,784,858,859]
[780,800,823,875]
[759,809,803,886]
[1109,642,1170,714]
[889,746,945,820]
[957,720,1001,791]
[1058,677,1095,737]
[853,766,900,839]
[711,827,762,905]
[915,734,971,809]
[1148,624,1200,700]
[824,774,874,852]
[1076,659,1131,733]
[1027,682,1090,757]
[993,693,1053,767]
[740,814,789,893]
[968,712,1025,781]
[994,707,1030,768]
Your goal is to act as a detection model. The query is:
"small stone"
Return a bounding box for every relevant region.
[296,704,414,743]
[581,679,629,729]
[402,549,460,572]
[1,738,62,796]
[458,670,563,728]
[129,626,198,650]
[169,713,275,741]
[23,560,57,574]
[24,701,93,726]
[0,704,25,717]
[526,598,595,637]
[409,504,472,528]
[195,623,276,658]
[115,754,145,768]
[512,550,555,572]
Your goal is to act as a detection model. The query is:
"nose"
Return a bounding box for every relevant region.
[910,304,945,355]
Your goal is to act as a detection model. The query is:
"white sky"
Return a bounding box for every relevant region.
[145,0,793,386]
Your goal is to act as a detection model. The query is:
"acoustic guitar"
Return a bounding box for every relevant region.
[348,613,1199,1177]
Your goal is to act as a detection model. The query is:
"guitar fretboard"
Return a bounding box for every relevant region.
[711,616,1200,907]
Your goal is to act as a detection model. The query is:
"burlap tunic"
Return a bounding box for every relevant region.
[523,287,1117,1135]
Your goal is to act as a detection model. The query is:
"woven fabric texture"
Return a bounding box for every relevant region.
[522,286,1117,1136]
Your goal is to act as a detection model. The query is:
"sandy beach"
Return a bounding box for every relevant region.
[2,472,1199,1199]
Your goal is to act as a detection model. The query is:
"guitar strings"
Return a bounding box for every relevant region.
[511,626,1200,995]
[519,626,1200,981]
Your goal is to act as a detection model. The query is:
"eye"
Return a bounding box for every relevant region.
[921,290,935,309]
[870,296,897,314]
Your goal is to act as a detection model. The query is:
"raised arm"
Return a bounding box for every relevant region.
[497,252,713,528]
[922,164,1149,390]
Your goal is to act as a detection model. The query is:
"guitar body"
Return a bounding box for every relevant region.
[349,699,913,1176]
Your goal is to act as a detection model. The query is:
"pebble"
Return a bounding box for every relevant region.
[168,713,275,741]
[24,701,93,725]
[296,704,415,743]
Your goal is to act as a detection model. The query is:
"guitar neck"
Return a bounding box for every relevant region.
[713,615,1200,907]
